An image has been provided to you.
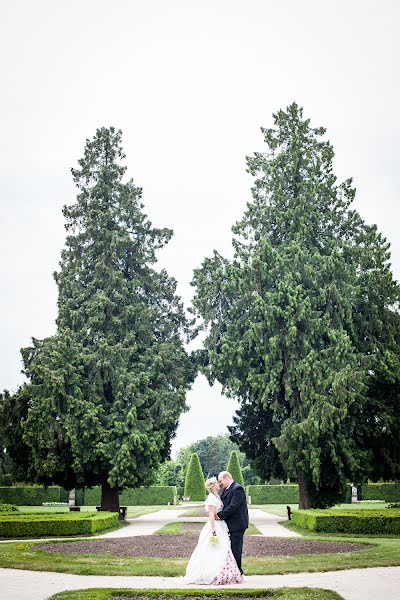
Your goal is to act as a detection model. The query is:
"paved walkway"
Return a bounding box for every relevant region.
[1,566,400,600]
[248,508,301,537]
[100,508,187,538]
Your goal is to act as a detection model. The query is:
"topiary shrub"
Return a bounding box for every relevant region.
[292,508,400,534]
[184,453,206,501]
[0,511,118,538]
[226,451,245,487]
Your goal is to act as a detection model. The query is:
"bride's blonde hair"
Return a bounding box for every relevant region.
[205,476,218,493]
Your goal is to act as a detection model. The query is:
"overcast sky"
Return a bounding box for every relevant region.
[1,1,399,456]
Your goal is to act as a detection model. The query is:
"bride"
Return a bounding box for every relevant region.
[183,476,243,585]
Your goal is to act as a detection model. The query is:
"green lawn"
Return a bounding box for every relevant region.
[48,588,344,600]
[1,527,399,576]
[331,503,389,510]
[155,521,262,535]
[252,503,389,518]
[251,504,298,517]
[17,505,170,519]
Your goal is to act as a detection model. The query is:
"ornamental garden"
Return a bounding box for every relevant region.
[1,104,400,599]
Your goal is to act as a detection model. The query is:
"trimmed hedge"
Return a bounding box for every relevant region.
[292,508,400,534]
[0,474,12,486]
[247,484,299,504]
[0,504,18,512]
[0,485,177,506]
[83,487,101,506]
[361,483,400,503]
[0,486,62,506]
[120,486,177,505]
[84,486,177,506]
[184,453,206,501]
[0,511,118,538]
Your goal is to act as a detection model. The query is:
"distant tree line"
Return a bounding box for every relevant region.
[156,434,261,487]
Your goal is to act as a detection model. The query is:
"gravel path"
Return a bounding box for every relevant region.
[1,566,400,600]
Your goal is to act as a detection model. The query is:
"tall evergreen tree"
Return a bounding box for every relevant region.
[0,436,12,477]
[192,103,400,508]
[0,128,196,510]
[0,387,33,483]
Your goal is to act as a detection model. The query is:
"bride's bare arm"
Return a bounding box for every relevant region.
[207,505,217,534]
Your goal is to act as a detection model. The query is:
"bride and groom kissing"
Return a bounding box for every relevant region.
[183,470,249,585]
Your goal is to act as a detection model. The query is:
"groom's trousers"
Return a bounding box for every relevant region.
[229,529,245,574]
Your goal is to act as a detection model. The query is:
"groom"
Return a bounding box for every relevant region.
[216,470,249,574]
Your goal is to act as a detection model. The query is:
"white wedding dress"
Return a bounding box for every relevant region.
[183,493,242,585]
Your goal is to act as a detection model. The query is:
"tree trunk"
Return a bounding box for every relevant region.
[297,469,311,509]
[100,481,119,512]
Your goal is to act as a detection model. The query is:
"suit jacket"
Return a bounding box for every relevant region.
[217,480,249,533]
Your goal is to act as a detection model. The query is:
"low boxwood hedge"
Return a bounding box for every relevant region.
[0,511,118,538]
[247,484,299,504]
[292,508,400,534]
[0,504,18,513]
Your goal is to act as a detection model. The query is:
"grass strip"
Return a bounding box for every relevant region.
[17,506,172,519]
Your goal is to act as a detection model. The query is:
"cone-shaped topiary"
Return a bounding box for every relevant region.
[184,453,206,500]
[227,451,245,487]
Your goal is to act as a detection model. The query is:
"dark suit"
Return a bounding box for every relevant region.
[217,481,249,574]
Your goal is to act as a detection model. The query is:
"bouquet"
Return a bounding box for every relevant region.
[210,532,219,545]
